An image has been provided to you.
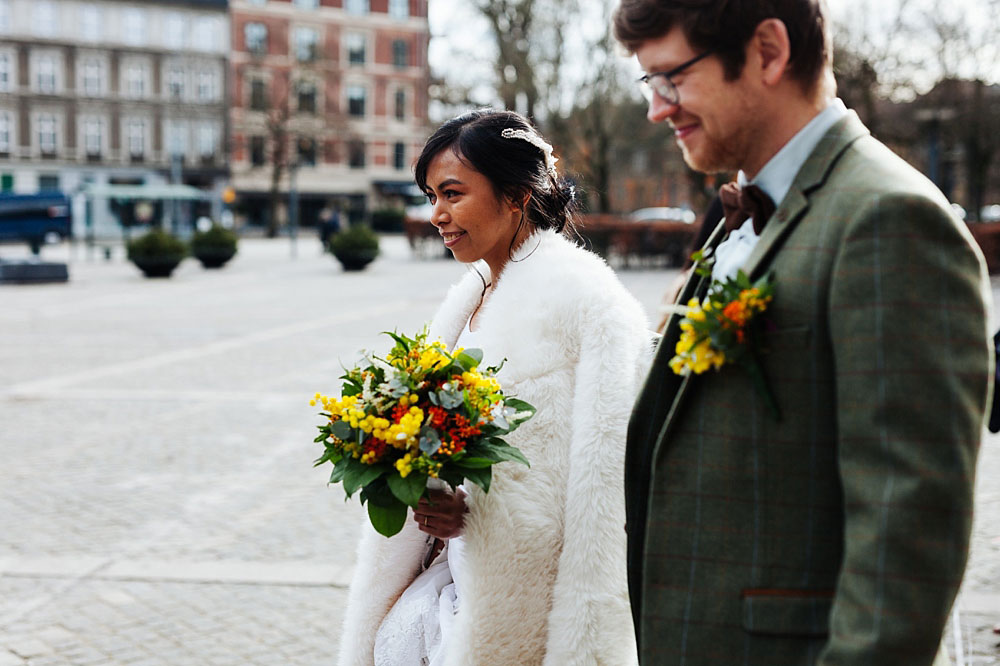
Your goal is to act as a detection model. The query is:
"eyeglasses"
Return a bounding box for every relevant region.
[638,51,713,105]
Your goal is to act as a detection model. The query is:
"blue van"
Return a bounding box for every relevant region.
[0,192,72,251]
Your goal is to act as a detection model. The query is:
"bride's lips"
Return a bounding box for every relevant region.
[441,231,466,248]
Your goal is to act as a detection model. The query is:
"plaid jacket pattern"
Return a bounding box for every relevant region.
[625,113,992,665]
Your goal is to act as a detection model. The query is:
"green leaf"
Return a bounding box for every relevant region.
[461,465,493,493]
[500,398,536,433]
[455,456,494,469]
[383,330,412,353]
[455,350,482,371]
[328,455,350,484]
[330,420,353,440]
[343,463,385,498]
[367,500,408,537]
[479,438,530,467]
[387,472,428,508]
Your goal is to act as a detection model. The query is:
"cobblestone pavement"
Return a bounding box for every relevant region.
[0,237,997,665]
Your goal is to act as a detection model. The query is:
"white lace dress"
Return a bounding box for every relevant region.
[371,321,482,665]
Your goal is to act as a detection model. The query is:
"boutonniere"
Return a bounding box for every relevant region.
[668,253,780,420]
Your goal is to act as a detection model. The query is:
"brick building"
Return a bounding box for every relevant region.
[228,0,431,230]
[0,0,231,239]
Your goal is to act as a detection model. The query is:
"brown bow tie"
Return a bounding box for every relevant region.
[719,182,776,235]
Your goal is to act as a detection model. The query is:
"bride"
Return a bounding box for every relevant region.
[337,109,649,666]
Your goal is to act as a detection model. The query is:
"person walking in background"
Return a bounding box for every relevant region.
[613,0,992,663]
[337,109,649,666]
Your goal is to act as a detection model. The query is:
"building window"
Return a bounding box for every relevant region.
[346,33,365,66]
[0,0,9,34]
[197,71,216,101]
[166,67,184,100]
[394,89,406,121]
[125,62,147,98]
[348,140,365,168]
[82,116,102,158]
[166,120,187,156]
[165,14,185,49]
[297,81,316,114]
[245,22,268,55]
[123,9,147,46]
[126,119,145,159]
[389,0,409,19]
[0,53,11,92]
[39,174,60,191]
[197,124,216,159]
[249,78,267,110]
[294,27,319,62]
[33,1,57,38]
[250,135,265,166]
[37,114,57,155]
[297,137,316,166]
[346,0,369,15]
[293,0,318,8]
[194,17,218,51]
[0,111,11,154]
[36,54,57,94]
[347,85,366,117]
[82,59,104,97]
[393,142,405,170]
[81,6,101,41]
[392,40,409,68]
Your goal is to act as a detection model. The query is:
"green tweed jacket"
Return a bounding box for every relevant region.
[625,112,992,665]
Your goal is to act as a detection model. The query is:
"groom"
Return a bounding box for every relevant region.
[615,0,992,663]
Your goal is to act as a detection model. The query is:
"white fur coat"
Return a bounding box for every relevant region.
[337,230,650,666]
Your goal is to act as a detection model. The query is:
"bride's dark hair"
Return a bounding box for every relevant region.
[414,109,576,235]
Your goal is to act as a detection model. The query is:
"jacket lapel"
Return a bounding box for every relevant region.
[742,111,870,279]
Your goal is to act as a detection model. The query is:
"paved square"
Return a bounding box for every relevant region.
[1,235,997,664]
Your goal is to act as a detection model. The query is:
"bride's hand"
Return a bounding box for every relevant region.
[413,486,468,539]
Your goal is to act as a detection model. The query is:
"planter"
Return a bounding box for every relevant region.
[192,246,237,269]
[332,248,379,271]
[131,255,185,278]
[190,225,239,269]
[328,225,380,272]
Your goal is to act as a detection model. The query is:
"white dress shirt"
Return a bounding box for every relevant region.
[711,98,848,281]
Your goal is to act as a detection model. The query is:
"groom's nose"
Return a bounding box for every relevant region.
[647,93,679,124]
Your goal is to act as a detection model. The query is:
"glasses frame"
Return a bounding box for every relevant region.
[639,51,713,105]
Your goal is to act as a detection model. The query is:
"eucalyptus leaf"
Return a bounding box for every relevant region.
[387,472,428,508]
[330,420,353,440]
[367,500,408,537]
[419,426,442,455]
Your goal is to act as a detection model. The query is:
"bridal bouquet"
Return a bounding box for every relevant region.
[312,328,534,537]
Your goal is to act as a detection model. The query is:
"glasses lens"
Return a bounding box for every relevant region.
[639,79,653,103]
[651,75,677,104]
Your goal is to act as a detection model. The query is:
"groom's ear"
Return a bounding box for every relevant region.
[749,18,792,88]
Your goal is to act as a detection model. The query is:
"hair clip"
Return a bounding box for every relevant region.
[501,128,558,177]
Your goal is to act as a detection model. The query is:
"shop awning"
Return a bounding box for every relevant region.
[82,183,211,200]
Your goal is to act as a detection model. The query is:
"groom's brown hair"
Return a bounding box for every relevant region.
[613,0,831,94]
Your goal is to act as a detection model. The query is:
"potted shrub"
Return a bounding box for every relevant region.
[126,228,187,278]
[191,224,239,269]
[328,224,380,271]
[370,207,406,233]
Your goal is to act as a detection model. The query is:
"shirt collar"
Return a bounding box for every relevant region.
[736,98,848,206]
